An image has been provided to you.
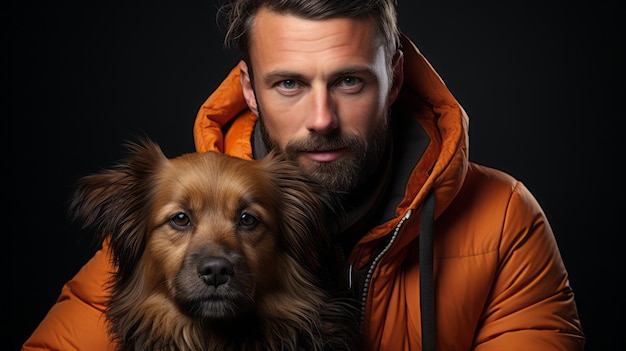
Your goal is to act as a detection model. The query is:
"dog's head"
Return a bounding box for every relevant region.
[69,138,345,324]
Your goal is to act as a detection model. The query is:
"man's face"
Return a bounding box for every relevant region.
[240,8,402,193]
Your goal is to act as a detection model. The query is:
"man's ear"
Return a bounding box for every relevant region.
[239,60,259,116]
[387,50,404,106]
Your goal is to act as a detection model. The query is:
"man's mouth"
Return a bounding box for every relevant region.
[302,148,346,162]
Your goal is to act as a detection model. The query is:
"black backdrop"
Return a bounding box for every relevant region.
[7,1,622,350]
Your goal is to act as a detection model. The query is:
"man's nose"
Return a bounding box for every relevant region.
[305,88,338,134]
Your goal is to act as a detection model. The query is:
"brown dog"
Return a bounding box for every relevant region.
[69,138,361,351]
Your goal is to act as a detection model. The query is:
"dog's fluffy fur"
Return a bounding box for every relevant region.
[69,138,361,351]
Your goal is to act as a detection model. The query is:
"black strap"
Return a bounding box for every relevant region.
[419,190,436,351]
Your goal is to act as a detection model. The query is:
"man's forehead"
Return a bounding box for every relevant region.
[249,8,381,51]
[248,8,384,70]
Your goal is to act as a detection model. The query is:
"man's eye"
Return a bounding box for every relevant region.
[335,76,364,93]
[277,80,298,89]
[170,212,191,228]
[340,77,360,86]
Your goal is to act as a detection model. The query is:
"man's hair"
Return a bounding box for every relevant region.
[218,0,400,67]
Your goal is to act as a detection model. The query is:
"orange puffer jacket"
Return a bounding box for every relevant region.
[23,34,585,351]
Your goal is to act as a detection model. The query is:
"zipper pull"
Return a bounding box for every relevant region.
[346,263,354,291]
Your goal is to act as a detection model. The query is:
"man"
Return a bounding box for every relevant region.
[24,0,585,350]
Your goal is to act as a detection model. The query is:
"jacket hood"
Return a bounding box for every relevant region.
[193,33,470,248]
[396,33,469,218]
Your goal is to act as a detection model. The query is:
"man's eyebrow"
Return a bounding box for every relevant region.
[263,66,376,84]
[334,66,374,76]
[332,66,379,83]
[263,70,305,84]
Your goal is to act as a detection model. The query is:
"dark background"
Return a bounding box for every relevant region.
[6,1,622,350]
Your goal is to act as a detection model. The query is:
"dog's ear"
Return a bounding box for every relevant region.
[68,137,167,273]
[259,151,345,271]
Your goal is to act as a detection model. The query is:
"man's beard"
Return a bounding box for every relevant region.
[259,113,390,194]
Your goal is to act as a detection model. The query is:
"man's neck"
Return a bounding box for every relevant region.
[336,137,393,253]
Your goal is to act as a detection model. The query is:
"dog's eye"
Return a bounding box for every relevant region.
[238,212,260,229]
[170,212,191,228]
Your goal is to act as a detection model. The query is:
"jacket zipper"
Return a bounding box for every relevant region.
[356,209,413,324]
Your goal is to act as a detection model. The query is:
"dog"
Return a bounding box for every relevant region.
[69,138,362,351]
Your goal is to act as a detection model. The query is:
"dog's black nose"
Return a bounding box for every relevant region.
[197,257,234,286]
